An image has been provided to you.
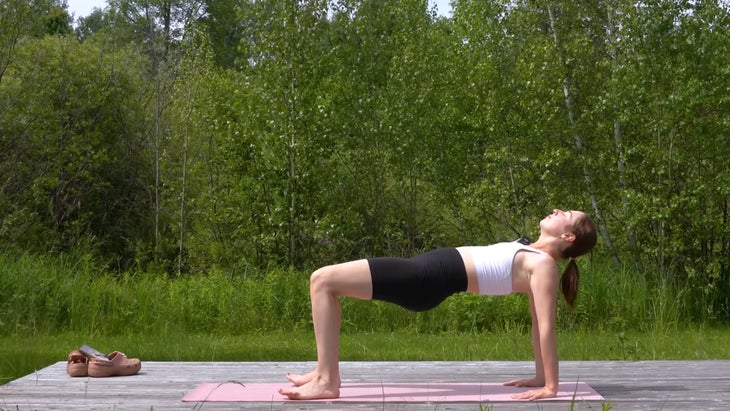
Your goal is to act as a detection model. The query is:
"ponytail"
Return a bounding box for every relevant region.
[560,259,579,309]
[560,212,596,309]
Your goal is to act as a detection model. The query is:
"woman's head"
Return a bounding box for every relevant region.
[539,209,597,259]
[543,209,597,309]
[561,211,597,259]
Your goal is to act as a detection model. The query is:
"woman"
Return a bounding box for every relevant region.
[279,209,597,401]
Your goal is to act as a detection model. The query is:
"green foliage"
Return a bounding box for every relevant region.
[0,35,151,265]
[0,0,729,321]
[43,5,73,36]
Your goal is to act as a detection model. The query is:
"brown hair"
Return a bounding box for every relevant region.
[560,214,597,309]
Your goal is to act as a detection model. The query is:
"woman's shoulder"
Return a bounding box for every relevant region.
[516,248,558,272]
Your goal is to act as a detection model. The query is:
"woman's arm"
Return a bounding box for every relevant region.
[504,256,559,400]
[529,292,546,383]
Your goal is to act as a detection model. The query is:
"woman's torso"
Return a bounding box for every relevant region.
[457,242,550,295]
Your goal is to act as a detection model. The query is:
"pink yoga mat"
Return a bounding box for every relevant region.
[182,381,604,403]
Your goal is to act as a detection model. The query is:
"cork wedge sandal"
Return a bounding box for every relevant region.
[87,351,141,377]
[66,350,88,377]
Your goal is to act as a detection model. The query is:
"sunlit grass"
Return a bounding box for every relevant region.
[2,327,728,385]
[2,251,729,387]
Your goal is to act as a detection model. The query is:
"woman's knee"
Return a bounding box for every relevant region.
[310,265,336,293]
[309,260,372,298]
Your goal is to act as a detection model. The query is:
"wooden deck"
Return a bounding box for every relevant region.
[2,360,729,410]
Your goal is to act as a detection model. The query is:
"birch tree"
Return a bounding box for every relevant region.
[544,2,615,264]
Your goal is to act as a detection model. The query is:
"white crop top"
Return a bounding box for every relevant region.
[458,241,548,295]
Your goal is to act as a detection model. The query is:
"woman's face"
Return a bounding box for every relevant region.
[540,209,582,238]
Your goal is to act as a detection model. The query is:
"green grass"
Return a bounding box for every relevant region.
[1,251,729,390]
[2,327,729,385]
[0,252,719,337]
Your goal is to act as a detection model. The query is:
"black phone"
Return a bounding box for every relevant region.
[79,344,110,361]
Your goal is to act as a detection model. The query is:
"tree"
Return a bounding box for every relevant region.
[0,0,28,85]
[1,0,72,85]
[0,36,151,264]
[201,0,247,68]
[81,0,207,266]
[543,2,615,263]
[608,0,730,317]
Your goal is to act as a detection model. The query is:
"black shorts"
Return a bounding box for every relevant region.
[367,248,467,312]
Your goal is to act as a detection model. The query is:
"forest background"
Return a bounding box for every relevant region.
[1,0,730,371]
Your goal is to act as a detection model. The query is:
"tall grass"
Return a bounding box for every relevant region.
[1,251,729,385]
[0,251,718,337]
[0,253,311,335]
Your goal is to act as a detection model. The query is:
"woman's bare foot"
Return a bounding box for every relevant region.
[279,376,340,400]
[286,370,341,387]
[286,370,316,386]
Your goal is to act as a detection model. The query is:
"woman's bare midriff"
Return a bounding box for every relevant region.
[456,248,480,294]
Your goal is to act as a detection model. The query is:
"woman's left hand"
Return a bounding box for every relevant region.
[511,386,557,401]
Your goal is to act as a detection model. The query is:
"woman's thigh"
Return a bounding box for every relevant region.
[368,248,467,312]
[312,259,373,300]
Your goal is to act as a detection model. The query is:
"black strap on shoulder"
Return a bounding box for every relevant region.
[516,236,532,245]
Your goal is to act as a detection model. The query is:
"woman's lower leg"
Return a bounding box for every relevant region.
[279,260,372,399]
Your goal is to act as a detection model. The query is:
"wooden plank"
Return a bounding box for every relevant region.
[1,361,729,410]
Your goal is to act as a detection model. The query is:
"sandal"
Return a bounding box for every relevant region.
[66,350,88,377]
[88,351,141,377]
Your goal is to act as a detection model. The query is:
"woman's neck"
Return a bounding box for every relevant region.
[528,238,563,261]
